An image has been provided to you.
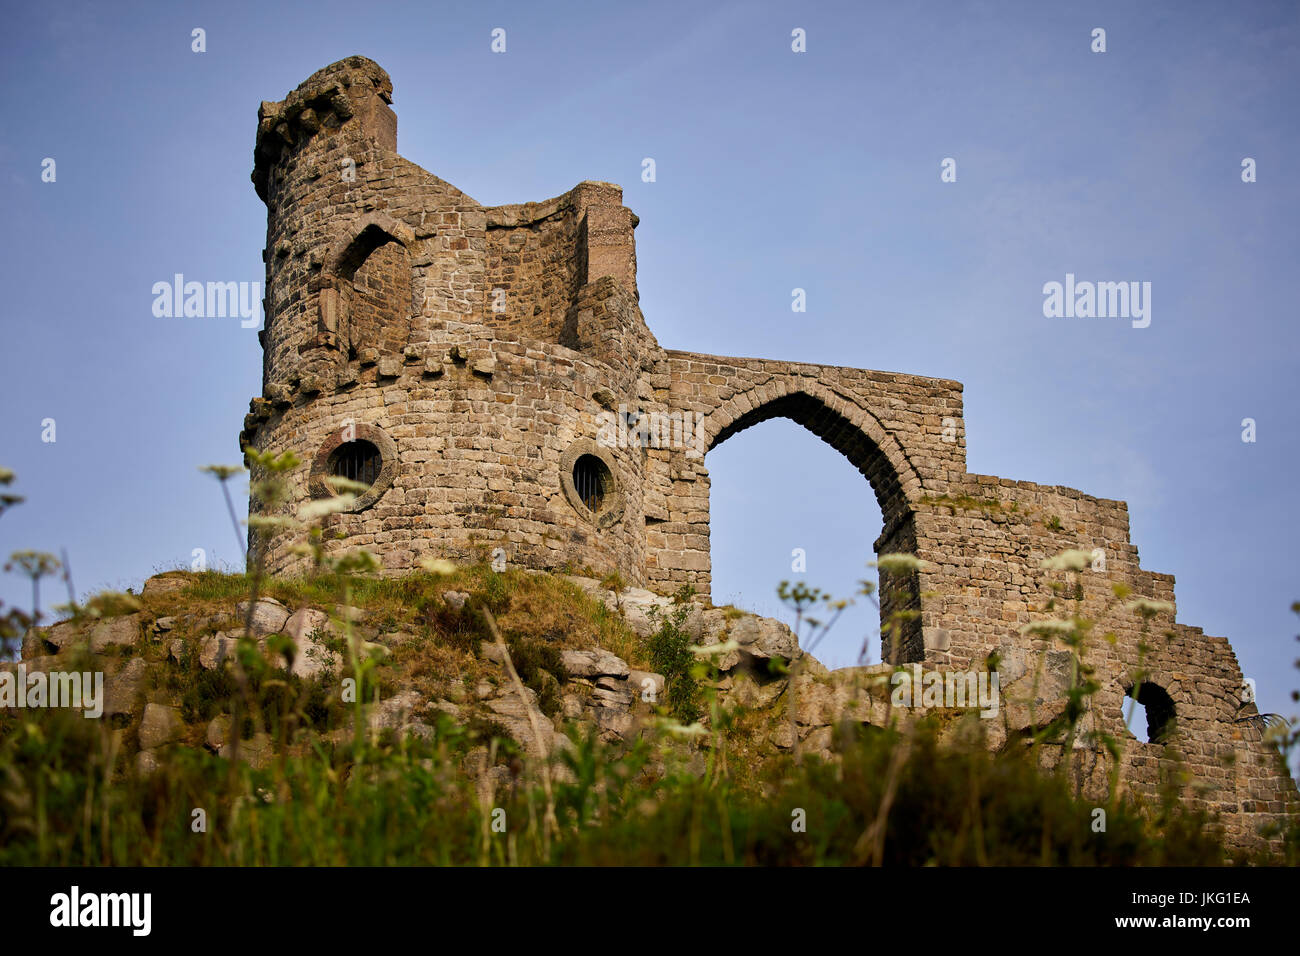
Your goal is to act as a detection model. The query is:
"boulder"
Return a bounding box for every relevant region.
[727,673,785,710]
[198,632,240,669]
[205,715,230,751]
[103,658,148,717]
[728,616,800,662]
[627,669,666,704]
[484,685,555,755]
[594,705,635,739]
[282,638,342,679]
[21,626,56,658]
[219,732,274,770]
[790,669,886,728]
[695,613,743,669]
[88,615,142,652]
[271,612,341,679]
[802,725,835,758]
[333,605,365,624]
[769,723,796,750]
[793,678,841,727]
[560,648,630,679]
[367,690,426,732]
[141,573,190,597]
[484,685,539,721]
[615,587,678,638]
[592,676,634,708]
[235,598,289,637]
[283,607,330,642]
[39,619,84,653]
[138,703,184,750]
[430,699,461,718]
[564,576,701,639]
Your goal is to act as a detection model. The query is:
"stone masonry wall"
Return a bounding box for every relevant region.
[241,57,1296,854]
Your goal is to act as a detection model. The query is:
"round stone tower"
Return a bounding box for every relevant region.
[241,56,662,580]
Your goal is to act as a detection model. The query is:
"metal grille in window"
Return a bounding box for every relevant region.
[330,440,382,489]
[573,454,610,513]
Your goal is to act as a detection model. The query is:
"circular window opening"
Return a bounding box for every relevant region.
[309,424,397,513]
[328,439,382,490]
[573,454,612,513]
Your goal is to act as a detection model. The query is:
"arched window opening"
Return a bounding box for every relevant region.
[1123,682,1176,744]
[332,224,413,358]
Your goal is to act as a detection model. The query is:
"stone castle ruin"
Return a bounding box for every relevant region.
[240,57,1295,850]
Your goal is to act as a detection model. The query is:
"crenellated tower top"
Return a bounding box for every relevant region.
[252,56,396,202]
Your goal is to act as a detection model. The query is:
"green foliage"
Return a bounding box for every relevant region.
[0,470,32,657]
[416,597,488,655]
[479,568,510,614]
[645,600,701,722]
[502,634,566,717]
[0,702,1236,865]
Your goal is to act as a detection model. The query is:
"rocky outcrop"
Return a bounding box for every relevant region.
[10,570,1289,856]
[236,598,291,636]
[139,703,184,750]
[559,648,630,679]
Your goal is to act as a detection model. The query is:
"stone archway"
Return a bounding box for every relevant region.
[703,380,921,530]
[648,372,929,662]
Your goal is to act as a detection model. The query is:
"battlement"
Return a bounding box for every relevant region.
[253,56,395,202]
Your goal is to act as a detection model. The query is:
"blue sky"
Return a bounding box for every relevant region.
[1,1,1298,728]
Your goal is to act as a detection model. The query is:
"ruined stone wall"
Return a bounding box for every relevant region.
[636,348,1292,850]
[483,199,581,342]
[911,475,1291,853]
[251,57,484,398]
[481,180,636,344]
[242,57,1295,854]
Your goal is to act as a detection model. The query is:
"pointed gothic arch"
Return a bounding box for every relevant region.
[691,380,928,663]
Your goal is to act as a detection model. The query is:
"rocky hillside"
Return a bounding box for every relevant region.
[11,564,841,783]
[3,563,1260,865]
[10,562,1135,782]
